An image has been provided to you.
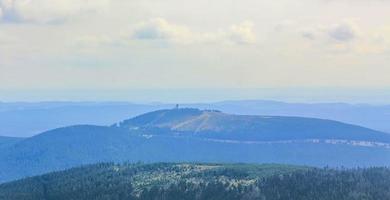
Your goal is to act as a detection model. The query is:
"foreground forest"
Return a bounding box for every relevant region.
[0,163,389,200]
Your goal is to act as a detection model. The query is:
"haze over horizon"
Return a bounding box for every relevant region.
[1,0,390,101]
[1,88,390,104]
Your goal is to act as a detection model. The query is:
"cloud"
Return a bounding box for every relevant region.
[295,21,390,54]
[328,22,357,42]
[229,21,256,44]
[301,30,316,40]
[0,0,109,24]
[131,18,193,43]
[299,21,359,43]
[130,18,256,45]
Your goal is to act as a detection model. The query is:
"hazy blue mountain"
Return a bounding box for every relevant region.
[189,100,390,134]
[0,125,146,183]
[2,100,390,137]
[119,108,390,142]
[1,108,390,183]
[0,102,167,137]
[0,136,23,149]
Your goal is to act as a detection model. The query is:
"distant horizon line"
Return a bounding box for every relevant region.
[1,88,390,104]
[0,99,389,106]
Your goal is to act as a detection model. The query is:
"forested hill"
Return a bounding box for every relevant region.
[3,101,390,137]
[118,108,390,142]
[2,108,390,183]
[0,136,23,148]
[1,163,389,200]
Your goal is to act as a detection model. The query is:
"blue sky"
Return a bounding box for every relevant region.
[0,0,390,102]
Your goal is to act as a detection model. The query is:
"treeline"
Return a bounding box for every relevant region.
[0,163,389,200]
[139,167,390,200]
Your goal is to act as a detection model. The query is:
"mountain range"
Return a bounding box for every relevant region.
[2,100,390,137]
[0,108,390,183]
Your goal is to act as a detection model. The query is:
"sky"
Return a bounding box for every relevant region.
[0,0,390,102]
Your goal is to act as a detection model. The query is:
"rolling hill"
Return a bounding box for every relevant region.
[0,136,23,149]
[1,163,389,200]
[3,100,390,137]
[1,108,390,183]
[119,108,390,142]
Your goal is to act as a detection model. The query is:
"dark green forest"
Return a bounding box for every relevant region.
[1,163,389,200]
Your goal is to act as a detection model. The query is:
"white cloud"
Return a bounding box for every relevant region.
[301,30,316,40]
[353,31,390,54]
[130,18,256,45]
[298,21,359,43]
[3,0,390,93]
[229,21,256,44]
[269,19,390,55]
[0,0,109,23]
[328,22,358,42]
[131,18,194,43]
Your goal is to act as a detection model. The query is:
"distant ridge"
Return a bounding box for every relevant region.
[2,101,390,137]
[1,108,390,183]
[0,136,23,149]
[119,108,390,142]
